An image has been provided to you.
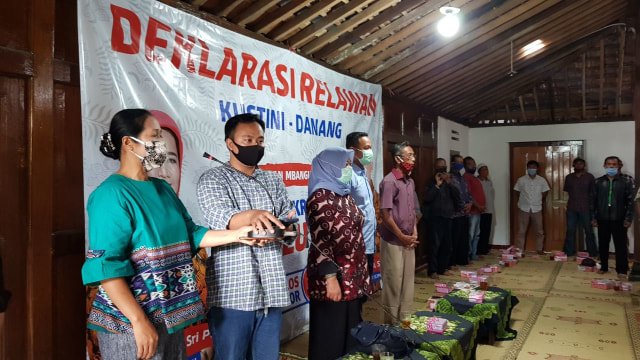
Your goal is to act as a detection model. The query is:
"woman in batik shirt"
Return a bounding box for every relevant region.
[306,147,371,360]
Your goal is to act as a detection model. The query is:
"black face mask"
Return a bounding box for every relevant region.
[231,140,265,166]
[435,167,447,173]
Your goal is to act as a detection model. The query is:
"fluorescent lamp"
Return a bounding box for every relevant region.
[437,7,461,38]
[522,39,544,56]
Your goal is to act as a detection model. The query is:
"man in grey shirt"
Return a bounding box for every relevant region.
[477,163,494,255]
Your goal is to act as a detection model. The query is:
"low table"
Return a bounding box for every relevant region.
[341,312,476,360]
[434,286,519,343]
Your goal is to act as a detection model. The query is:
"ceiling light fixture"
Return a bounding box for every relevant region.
[522,39,545,56]
[437,6,461,38]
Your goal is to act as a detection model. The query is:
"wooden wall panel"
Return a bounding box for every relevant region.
[0,2,29,50]
[54,0,79,63]
[0,76,28,360]
[52,83,85,358]
[381,94,437,268]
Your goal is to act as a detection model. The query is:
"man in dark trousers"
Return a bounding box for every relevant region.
[423,158,462,279]
[562,158,597,257]
[591,156,634,279]
[449,154,473,267]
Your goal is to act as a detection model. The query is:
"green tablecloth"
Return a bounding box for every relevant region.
[434,286,518,341]
[341,312,477,360]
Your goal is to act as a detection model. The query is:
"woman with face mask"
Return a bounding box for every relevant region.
[82,109,255,360]
[306,147,371,360]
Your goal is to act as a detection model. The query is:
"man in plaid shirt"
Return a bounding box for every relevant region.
[197,113,296,360]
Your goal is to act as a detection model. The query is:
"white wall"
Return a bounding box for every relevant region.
[438,116,469,160]
[468,121,635,253]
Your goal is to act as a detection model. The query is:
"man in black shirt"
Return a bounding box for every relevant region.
[423,158,462,279]
[562,158,596,257]
[591,156,634,278]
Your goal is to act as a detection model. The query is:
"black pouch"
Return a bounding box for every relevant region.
[350,321,412,358]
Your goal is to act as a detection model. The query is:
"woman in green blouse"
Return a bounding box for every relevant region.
[82,109,255,360]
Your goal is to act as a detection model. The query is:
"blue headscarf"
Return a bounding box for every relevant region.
[307,147,354,198]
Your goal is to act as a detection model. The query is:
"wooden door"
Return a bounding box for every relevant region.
[0,76,28,360]
[510,142,582,251]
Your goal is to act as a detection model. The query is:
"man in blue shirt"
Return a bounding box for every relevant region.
[346,132,377,277]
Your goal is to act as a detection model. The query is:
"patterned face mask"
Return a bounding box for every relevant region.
[129,136,167,171]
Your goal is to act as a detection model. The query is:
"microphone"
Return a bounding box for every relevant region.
[202,151,277,221]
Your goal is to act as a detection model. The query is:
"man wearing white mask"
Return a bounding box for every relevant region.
[346,132,377,278]
[514,160,550,254]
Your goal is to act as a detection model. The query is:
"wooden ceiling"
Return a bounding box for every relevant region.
[177,0,636,127]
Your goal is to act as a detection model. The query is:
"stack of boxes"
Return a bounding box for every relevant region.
[427,317,448,334]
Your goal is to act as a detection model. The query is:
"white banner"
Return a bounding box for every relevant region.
[78,0,383,344]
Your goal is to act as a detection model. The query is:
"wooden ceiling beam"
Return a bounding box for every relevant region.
[312,0,426,59]
[616,27,626,116]
[301,0,402,55]
[233,0,282,27]
[449,17,622,119]
[437,7,624,116]
[599,38,605,116]
[402,2,606,101]
[371,0,558,86]
[250,0,310,34]
[582,53,586,119]
[519,95,527,122]
[469,114,632,127]
[402,0,589,99]
[190,0,210,7]
[213,0,247,17]
[453,34,608,119]
[329,0,454,67]
[348,0,486,74]
[268,0,345,42]
[416,1,620,109]
[287,0,376,49]
[533,86,540,119]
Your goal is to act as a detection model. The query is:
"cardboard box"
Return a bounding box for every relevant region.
[501,254,515,260]
[461,270,477,278]
[427,317,448,334]
[435,283,451,294]
[469,290,485,303]
[577,251,589,258]
[621,282,632,291]
[554,255,567,262]
[591,279,612,290]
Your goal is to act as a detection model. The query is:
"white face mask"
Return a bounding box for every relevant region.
[129,136,167,171]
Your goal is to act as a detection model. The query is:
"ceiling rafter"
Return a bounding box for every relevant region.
[287,0,377,49]
[373,0,558,86]
[301,0,402,55]
[328,0,452,67]
[419,0,620,109]
[404,0,590,101]
[312,0,425,59]
[268,0,346,42]
[233,0,282,27]
[432,3,625,115]
[454,26,622,119]
[349,0,487,75]
[249,0,311,34]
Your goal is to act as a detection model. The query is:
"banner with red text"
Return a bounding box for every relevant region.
[78,0,383,351]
